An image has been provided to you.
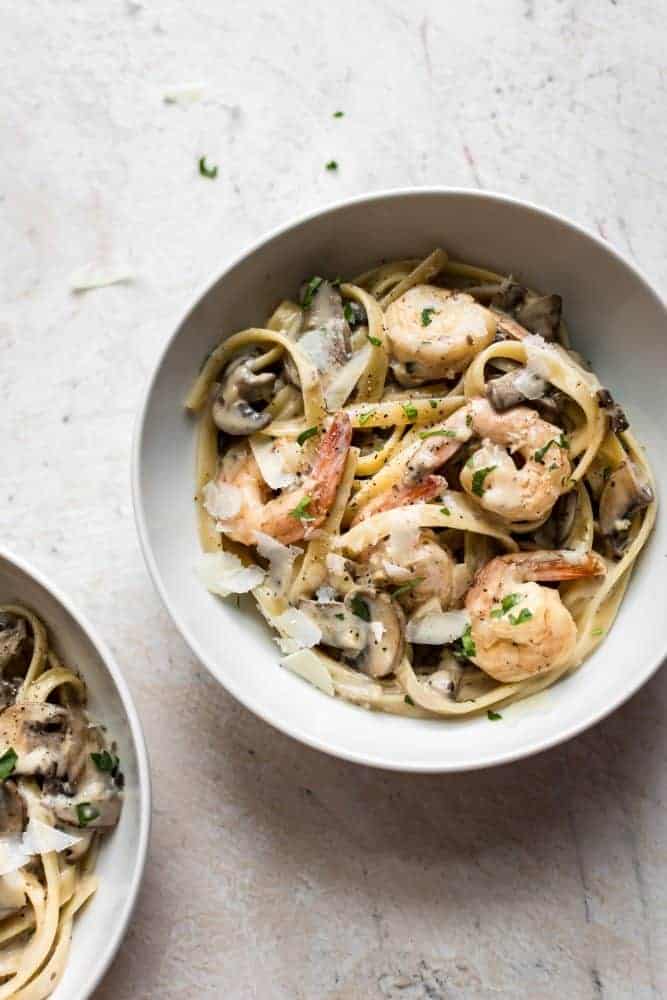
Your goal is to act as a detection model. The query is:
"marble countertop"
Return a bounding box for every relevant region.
[2,1,666,997]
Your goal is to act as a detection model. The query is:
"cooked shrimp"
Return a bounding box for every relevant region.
[352,474,446,524]
[465,549,606,682]
[366,529,456,611]
[385,285,496,380]
[459,398,572,522]
[217,412,352,545]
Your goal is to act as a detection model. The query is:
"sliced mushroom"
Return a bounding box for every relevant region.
[212,352,277,435]
[534,490,578,549]
[599,460,653,556]
[0,614,27,671]
[47,773,122,830]
[0,703,89,782]
[466,276,525,311]
[0,781,24,836]
[596,388,629,434]
[297,601,368,653]
[515,294,562,341]
[343,588,405,678]
[486,367,548,412]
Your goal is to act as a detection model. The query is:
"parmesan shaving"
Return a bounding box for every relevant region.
[406,609,470,645]
[324,342,373,411]
[370,621,386,642]
[281,650,335,696]
[512,367,547,399]
[523,334,556,379]
[196,551,265,597]
[254,532,301,595]
[249,435,297,490]
[325,553,347,575]
[274,607,322,652]
[23,819,81,855]
[0,838,30,876]
[202,480,242,520]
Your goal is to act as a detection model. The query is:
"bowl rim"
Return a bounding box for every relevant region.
[131,185,665,773]
[0,545,152,998]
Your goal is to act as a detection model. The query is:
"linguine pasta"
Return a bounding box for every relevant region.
[0,606,123,998]
[187,249,656,719]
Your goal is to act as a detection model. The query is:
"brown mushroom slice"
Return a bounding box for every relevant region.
[0,703,89,782]
[466,276,525,311]
[596,388,629,434]
[486,367,548,412]
[344,589,405,678]
[212,352,277,435]
[515,294,562,341]
[0,781,24,837]
[0,614,27,671]
[297,601,368,654]
[599,460,654,554]
[534,490,579,549]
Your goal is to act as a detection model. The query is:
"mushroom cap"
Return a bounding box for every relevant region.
[0,703,89,782]
[599,460,653,552]
[212,352,276,435]
[344,588,405,678]
[0,614,27,670]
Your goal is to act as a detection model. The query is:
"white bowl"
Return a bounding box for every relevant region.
[133,188,666,772]
[0,548,151,997]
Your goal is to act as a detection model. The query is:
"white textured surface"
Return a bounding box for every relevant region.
[1,1,666,997]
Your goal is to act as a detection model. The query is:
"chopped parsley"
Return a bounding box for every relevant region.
[487,710,502,721]
[592,627,604,637]
[391,577,424,598]
[367,333,382,347]
[301,276,324,308]
[404,694,415,706]
[358,409,376,425]
[350,595,371,621]
[471,465,497,497]
[402,402,418,420]
[534,439,557,464]
[419,428,456,440]
[297,426,319,446]
[559,433,570,449]
[198,156,218,179]
[325,160,339,171]
[289,496,315,521]
[0,748,17,781]
[460,624,476,658]
[509,608,533,626]
[343,302,355,324]
[440,506,451,516]
[76,803,100,828]
[335,613,345,620]
[466,413,473,427]
[91,750,119,773]
[490,593,522,619]
[429,399,438,409]
[333,110,345,118]
[421,307,437,326]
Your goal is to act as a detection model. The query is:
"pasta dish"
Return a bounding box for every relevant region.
[187,248,655,718]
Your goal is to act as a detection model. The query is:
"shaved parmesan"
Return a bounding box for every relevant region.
[406,609,470,645]
[70,267,133,292]
[326,552,347,576]
[163,82,206,104]
[23,819,81,855]
[249,435,296,490]
[203,480,242,520]
[523,334,556,379]
[0,838,30,876]
[254,532,301,595]
[281,650,335,696]
[324,342,373,411]
[512,367,547,399]
[274,608,322,652]
[316,585,337,603]
[196,551,264,597]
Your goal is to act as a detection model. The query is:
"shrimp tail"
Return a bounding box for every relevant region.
[353,474,447,525]
[527,550,606,582]
[309,411,353,517]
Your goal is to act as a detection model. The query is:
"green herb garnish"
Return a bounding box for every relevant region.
[335,613,345,620]
[391,577,424,598]
[558,433,570,449]
[76,803,100,828]
[404,694,415,706]
[429,399,438,409]
[471,466,497,497]
[490,593,522,619]
[440,506,451,516]
[592,627,604,637]
[343,302,355,324]
[91,750,119,773]
[301,276,324,308]
[198,156,218,179]
[487,710,502,721]
[466,413,473,427]
[0,748,17,781]
[325,160,339,171]
[534,439,557,464]
[509,608,533,626]
[350,595,371,621]
[297,426,319,446]
[367,333,382,347]
[358,409,376,426]
[289,495,314,521]
[402,402,418,420]
[460,624,476,658]
[333,110,345,118]
[421,307,437,326]
[419,428,456,440]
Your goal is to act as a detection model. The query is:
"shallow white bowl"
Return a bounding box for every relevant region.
[0,548,151,997]
[133,188,666,772]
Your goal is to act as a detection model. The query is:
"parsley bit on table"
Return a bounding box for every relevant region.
[198,156,218,178]
[325,160,339,171]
